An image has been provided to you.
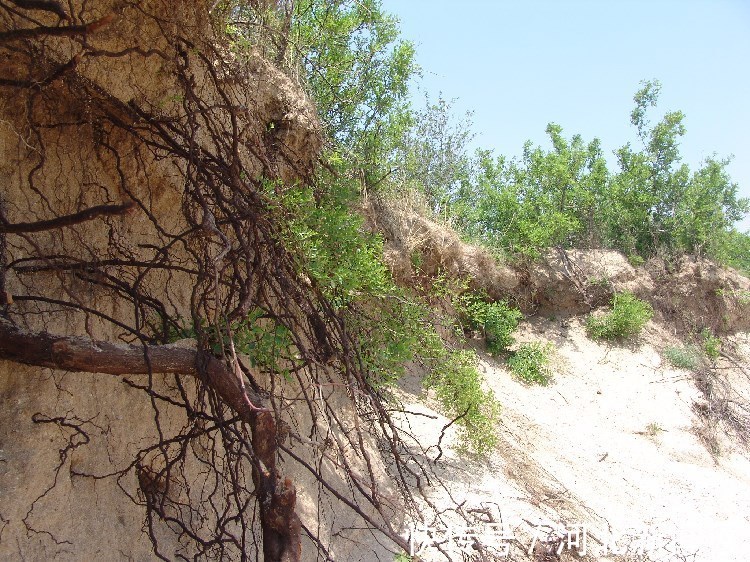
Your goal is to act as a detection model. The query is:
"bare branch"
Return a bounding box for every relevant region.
[7,0,70,20]
[0,318,302,562]
[0,202,135,233]
[0,14,113,41]
[0,318,262,416]
[0,54,79,89]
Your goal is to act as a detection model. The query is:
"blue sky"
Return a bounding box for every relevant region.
[379,0,750,232]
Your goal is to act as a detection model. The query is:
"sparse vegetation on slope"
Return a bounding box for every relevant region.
[586,292,654,341]
[457,292,523,355]
[664,345,701,370]
[508,342,553,386]
[701,328,722,360]
[423,346,500,454]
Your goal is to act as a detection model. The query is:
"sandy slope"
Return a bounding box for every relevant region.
[394,318,750,561]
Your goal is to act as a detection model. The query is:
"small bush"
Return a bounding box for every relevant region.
[458,292,522,354]
[663,345,700,370]
[627,254,645,267]
[645,422,664,437]
[586,291,653,340]
[423,348,500,455]
[701,328,721,360]
[508,342,552,385]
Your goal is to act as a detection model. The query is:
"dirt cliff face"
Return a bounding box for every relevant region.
[0,2,335,560]
[371,197,750,334]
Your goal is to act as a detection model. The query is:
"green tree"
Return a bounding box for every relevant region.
[455,124,609,255]
[220,0,417,189]
[514,123,610,249]
[456,149,521,251]
[392,95,475,216]
[608,80,748,259]
[289,0,416,187]
[713,229,750,275]
[607,80,690,255]
[453,79,748,264]
[674,157,749,257]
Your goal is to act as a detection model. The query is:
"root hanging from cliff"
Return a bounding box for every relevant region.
[0,2,436,560]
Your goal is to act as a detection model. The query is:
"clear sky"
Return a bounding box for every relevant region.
[379,0,750,232]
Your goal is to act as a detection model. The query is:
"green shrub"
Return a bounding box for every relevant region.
[508,342,553,385]
[701,328,721,360]
[628,254,646,267]
[663,345,700,370]
[645,422,664,437]
[328,286,501,456]
[409,249,424,272]
[457,292,523,354]
[423,347,500,455]
[586,291,653,340]
[273,179,390,308]
[427,270,469,302]
[164,311,298,380]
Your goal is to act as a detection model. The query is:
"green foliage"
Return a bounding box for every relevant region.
[392,95,475,216]
[663,331,721,371]
[231,310,297,376]
[279,183,499,452]
[423,346,500,455]
[220,0,416,189]
[165,317,197,343]
[427,270,470,302]
[508,342,553,385]
[663,345,700,370]
[357,296,502,456]
[716,230,750,276]
[290,0,416,187]
[457,126,609,255]
[269,179,389,307]
[628,254,645,267]
[347,292,431,388]
[270,181,500,453]
[701,328,721,360]
[165,311,298,378]
[586,292,653,340]
[214,1,506,460]
[457,292,523,354]
[600,81,748,261]
[444,80,747,265]
[645,422,665,437]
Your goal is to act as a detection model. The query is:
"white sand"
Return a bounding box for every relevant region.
[394,318,750,561]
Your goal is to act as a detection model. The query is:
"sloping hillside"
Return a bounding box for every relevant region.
[1,3,748,562]
[373,198,750,561]
[391,322,750,561]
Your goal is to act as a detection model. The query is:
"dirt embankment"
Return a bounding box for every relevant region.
[368,196,750,335]
[1,3,370,561]
[371,197,750,562]
[392,321,750,561]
